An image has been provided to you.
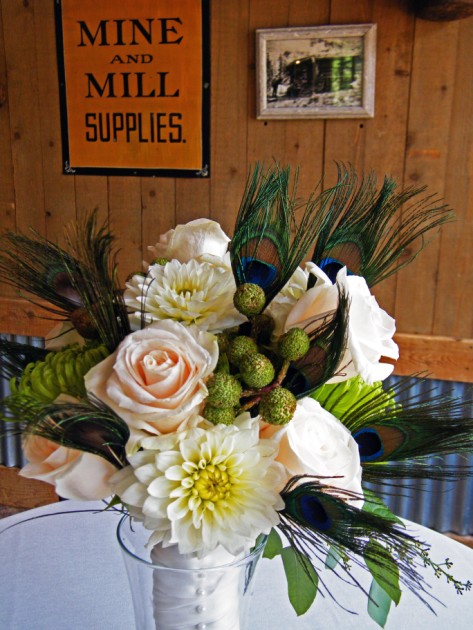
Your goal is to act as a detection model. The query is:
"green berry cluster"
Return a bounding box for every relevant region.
[203,288,312,427]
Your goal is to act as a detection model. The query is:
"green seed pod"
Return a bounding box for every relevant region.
[279,327,311,361]
[240,353,275,388]
[233,283,266,317]
[203,405,235,425]
[228,335,258,367]
[206,373,242,408]
[260,387,297,425]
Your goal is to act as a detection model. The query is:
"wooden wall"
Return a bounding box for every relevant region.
[0,0,472,381]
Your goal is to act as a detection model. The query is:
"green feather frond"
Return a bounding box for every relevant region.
[279,477,436,610]
[311,376,398,421]
[230,163,342,305]
[282,285,350,398]
[0,230,82,317]
[0,338,49,380]
[1,341,109,423]
[310,163,454,287]
[62,211,131,351]
[19,396,129,468]
[329,375,473,481]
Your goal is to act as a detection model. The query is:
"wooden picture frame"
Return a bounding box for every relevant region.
[256,24,376,120]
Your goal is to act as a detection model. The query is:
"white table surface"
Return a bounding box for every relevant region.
[0,500,472,629]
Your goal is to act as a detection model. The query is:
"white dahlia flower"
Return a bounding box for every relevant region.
[111,415,286,556]
[124,259,244,332]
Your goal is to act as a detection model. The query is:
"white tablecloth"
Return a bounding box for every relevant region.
[0,500,472,629]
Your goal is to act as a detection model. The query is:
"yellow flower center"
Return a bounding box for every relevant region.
[193,465,232,502]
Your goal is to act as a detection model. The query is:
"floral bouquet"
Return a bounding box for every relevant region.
[1,164,472,627]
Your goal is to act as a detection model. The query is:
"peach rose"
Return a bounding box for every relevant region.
[19,434,116,500]
[84,320,218,451]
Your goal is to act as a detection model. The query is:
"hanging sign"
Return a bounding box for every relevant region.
[55,0,210,177]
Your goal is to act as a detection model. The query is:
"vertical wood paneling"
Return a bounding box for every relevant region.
[284,0,329,200]
[141,178,176,262]
[433,17,473,338]
[0,2,16,300]
[2,1,45,234]
[247,2,290,165]
[108,177,142,283]
[363,0,416,317]
[0,0,472,364]
[34,1,75,246]
[210,0,250,236]
[394,18,459,334]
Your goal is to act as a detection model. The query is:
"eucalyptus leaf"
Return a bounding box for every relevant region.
[368,577,392,628]
[325,545,342,569]
[363,489,405,527]
[364,540,402,606]
[281,546,318,616]
[263,528,283,559]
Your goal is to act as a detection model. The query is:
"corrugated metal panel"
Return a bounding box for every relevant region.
[369,376,473,536]
[1,339,472,534]
[0,335,44,467]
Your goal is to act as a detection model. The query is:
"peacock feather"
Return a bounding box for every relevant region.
[0,230,83,317]
[309,164,454,287]
[0,211,130,352]
[60,211,131,351]
[0,338,49,380]
[313,376,473,482]
[230,163,342,306]
[278,476,440,609]
[282,284,350,397]
[6,396,129,469]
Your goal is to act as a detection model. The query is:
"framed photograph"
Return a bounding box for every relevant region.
[256,24,376,120]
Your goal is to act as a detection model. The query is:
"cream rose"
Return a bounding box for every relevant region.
[272,397,363,506]
[148,219,230,263]
[19,434,116,500]
[285,266,398,384]
[84,320,218,451]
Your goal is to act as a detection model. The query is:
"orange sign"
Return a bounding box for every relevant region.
[55,0,209,176]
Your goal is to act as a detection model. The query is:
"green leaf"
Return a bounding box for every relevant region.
[362,489,405,527]
[325,545,342,569]
[364,540,402,606]
[368,578,392,628]
[263,528,283,559]
[281,547,318,616]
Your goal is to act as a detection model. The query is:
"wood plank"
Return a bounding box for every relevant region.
[247,1,290,165]
[175,178,210,225]
[1,1,45,234]
[393,333,473,383]
[141,178,176,265]
[0,465,58,509]
[0,2,17,300]
[34,1,76,246]
[362,0,416,317]
[108,177,143,284]
[210,0,250,236]
[283,0,329,200]
[432,17,473,339]
[394,18,459,334]
[0,297,55,338]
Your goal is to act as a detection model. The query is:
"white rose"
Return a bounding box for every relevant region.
[19,435,116,500]
[84,320,218,451]
[273,397,363,505]
[148,219,230,263]
[285,266,398,384]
